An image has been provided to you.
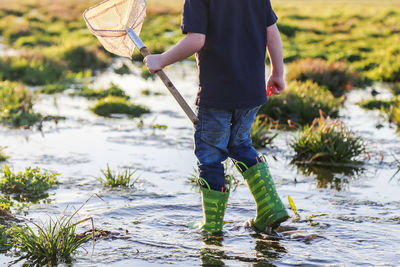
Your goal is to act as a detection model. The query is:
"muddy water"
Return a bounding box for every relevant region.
[1,60,400,266]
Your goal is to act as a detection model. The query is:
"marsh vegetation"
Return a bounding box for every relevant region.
[0,0,399,265]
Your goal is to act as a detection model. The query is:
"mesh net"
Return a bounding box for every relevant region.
[83,0,147,58]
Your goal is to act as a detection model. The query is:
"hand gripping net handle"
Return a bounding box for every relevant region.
[83,0,199,125]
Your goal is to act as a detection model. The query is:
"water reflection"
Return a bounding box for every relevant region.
[199,231,287,266]
[296,164,365,191]
[200,233,225,266]
[251,233,286,265]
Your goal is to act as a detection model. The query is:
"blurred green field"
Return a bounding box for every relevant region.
[0,0,399,127]
[0,0,399,82]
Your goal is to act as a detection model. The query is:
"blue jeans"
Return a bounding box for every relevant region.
[194,105,261,191]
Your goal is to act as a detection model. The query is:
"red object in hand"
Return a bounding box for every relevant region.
[267,86,274,96]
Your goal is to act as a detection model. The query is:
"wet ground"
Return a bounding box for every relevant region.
[1,60,400,266]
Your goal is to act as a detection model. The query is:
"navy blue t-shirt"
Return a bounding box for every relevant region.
[181,0,278,109]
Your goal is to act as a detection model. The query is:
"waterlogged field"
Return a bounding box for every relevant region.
[0,0,400,266]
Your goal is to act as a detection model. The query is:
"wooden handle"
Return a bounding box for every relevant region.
[140,47,199,125]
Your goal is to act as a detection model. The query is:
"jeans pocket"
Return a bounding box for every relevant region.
[198,108,231,146]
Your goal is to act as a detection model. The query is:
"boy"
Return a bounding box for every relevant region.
[144,0,289,233]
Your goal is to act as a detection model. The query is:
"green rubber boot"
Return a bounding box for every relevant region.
[189,177,231,233]
[236,158,289,231]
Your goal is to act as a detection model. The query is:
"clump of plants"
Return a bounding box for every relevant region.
[258,80,342,127]
[251,115,279,148]
[90,96,149,118]
[359,98,395,111]
[0,225,14,252]
[0,53,64,86]
[39,83,70,95]
[291,115,366,165]
[114,63,131,75]
[0,81,42,128]
[10,195,100,266]
[61,45,110,72]
[0,164,58,202]
[71,83,129,99]
[96,164,140,188]
[287,58,363,96]
[0,147,8,162]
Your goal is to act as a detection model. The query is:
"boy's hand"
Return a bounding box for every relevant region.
[143,54,165,74]
[267,75,285,95]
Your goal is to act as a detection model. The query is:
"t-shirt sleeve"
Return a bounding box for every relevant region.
[181,0,208,34]
[266,0,278,27]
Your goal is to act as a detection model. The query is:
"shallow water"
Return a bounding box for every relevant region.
[1,60,400,266]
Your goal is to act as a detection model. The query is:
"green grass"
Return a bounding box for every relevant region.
[291,116,366,165]
[359,98,395,110]
[0,53,65,86]
[0,81,42,128]
[0,164,59,202]
[251,115,279,148]
[359,96,400,128]
[39,83,70,94]
[71,83,129,100]
[11,195,99,266]
[0,0,399,84]
[90,96,150,118]
[96,164,140,188]
[275,0,400,82]
[114,63,132,75]
[12,216,92,265]
[258,80,342,127]
[0,225,13,252]
[287,58,365,96]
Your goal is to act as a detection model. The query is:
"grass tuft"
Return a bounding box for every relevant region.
[96,164,140,188]
[90,96,149,118]
[291,115,366,165]
[0,53,64,86]
[11,195,101,265]
[0,81,42,128]
[71,83,129,100]
[258,80,342,127]
[287,58,363,97]
[0,164,58,202]
[359,98,395,110]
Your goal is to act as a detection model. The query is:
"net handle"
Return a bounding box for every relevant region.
[126,29,199,125]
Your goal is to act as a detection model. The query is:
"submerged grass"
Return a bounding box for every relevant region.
[258,80,342,127]
[0,81,42,128]
[90,96,149,118]
[0,164,58,202]
[96,164,140,188]
[291,115,366,165]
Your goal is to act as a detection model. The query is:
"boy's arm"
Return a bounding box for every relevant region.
[144,33,206,74]
[266,23,285,95]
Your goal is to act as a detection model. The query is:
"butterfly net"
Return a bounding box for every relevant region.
[83,0,147,58]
